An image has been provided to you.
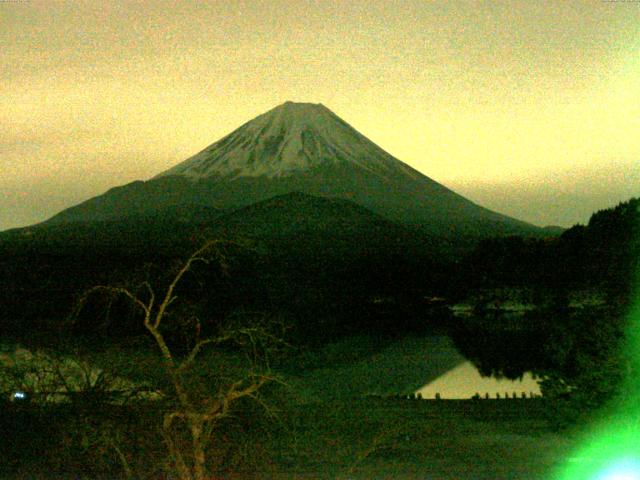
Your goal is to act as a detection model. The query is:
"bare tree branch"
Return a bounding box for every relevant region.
[153,239,225,330]
[73,239,281,480]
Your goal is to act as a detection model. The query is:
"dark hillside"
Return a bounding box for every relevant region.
[0,193,451,342]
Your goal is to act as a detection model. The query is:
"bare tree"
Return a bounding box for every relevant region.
[76,240,285,480]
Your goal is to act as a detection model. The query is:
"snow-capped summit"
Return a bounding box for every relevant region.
[155,101,421,181]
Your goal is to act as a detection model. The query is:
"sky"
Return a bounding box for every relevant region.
[2,0,639,231]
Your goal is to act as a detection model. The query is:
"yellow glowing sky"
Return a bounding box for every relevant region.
[2,0,639,230]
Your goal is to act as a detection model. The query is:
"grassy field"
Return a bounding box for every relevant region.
[265,397,577,480]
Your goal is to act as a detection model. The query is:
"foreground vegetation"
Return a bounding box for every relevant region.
[0,325,599,479]
[1,382,577,479]
[0,328,583,479]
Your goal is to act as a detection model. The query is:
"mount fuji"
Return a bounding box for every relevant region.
[42,101,538,237]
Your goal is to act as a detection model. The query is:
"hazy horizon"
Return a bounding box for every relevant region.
[2,1,639,231]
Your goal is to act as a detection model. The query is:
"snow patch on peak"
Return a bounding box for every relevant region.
[155,102,421,181]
